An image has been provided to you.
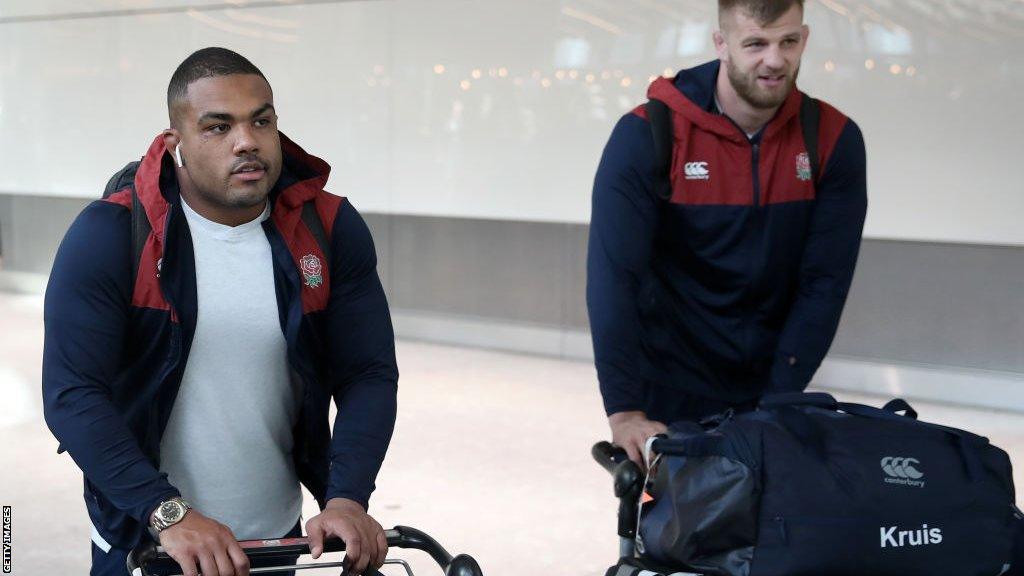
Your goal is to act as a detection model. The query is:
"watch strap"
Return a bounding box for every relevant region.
[151,497,192,532]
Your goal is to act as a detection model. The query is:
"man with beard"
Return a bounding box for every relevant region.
[587,0,867,465]
[43,48,396,575]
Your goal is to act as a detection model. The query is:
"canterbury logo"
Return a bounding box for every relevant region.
[881,457,925,488]
[684,161,709,180]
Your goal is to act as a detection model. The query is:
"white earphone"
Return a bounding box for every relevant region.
[174,143,185,168]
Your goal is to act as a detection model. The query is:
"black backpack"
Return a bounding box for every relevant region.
[101,161,330,290]
[645,94,822,200]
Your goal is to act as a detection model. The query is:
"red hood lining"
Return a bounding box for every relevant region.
[132,131,331,239]
[646,76,805,143]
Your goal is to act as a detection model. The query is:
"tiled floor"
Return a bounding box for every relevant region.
[2,292,1022,576]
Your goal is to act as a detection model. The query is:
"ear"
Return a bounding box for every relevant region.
[162,128,181,152]
[801,23,810,46]
[713,29,729,62]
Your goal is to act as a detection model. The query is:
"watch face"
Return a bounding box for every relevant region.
[160,501,183,522]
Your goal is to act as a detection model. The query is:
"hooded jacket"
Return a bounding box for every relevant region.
[42,132,398,550]
[588,60,867,415]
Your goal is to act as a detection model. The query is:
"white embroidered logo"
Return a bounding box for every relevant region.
[880,524,943,548]
[881,456,925,488]
[684,161,710,180]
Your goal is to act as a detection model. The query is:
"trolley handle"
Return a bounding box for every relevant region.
[592,438,675,473]
[591,441,645,497]
[591,440,630,474]
[591,441,645,543]
[127,525,483,576]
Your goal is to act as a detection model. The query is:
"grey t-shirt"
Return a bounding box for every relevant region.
[160,198,303,539]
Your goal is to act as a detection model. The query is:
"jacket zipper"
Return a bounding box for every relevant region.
[751,142,761,207]
[158,209,181,370]
[266,220,319,490]
[151,208,180,466]
[743,138,763,366]
[264,220,315,408]
[720,113,761,207]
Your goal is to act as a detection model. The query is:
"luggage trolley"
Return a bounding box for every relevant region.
[592,440,703,576]
[127,525,484,576]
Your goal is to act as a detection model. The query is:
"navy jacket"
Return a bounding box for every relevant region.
[42,133,398,549]
[588,60,867,416]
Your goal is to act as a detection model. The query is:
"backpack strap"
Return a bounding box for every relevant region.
[102,160,150,291]
[101,161,140,199]
[647,93,823,199]
[130,188,152,287]
[104,162,330,296]
[301,200,331,265]
[799,94,821,186]
[645,99,674,200]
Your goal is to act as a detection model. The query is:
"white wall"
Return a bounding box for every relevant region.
[1,0,1022,245]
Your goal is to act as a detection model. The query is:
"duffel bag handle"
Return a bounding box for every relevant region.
[882,398,918,419]
[759,391,838,411]
[764,394,985,482]
[836,400,987,482]
[760,393,918,420]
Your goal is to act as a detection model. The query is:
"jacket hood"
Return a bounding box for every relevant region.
[647,59,805,144]
[132,131,331,241]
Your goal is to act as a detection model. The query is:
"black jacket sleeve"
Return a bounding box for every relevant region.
[769,120,868,391]
[323,200,398,509]
[42,201,180,525]
[587,113,661,415]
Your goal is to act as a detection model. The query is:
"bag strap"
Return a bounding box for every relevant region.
[761,393,920,421]
[300,200,331,264]
[645,98,674,201]
[102,161,141,199]
[129,188,152,289]
[759,391,838,411]
[838,401,986,481]
[882,398,918,420]
[102,161,151,291]
[647,92,823,200]
[104,157,331,296]
[799,93,821,185]
[764,394,986,482]
[764,394,980,446]
[774,393,983,479]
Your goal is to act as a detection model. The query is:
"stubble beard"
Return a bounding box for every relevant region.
[223,184,271,209]
[726,58,799,110]
[186,178,270,215]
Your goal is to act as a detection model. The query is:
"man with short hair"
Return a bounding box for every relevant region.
[43,47,397,576]
[588,0,867,465]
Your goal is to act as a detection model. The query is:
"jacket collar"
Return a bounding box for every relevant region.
[132,131,332,239]
[650,59,804,143]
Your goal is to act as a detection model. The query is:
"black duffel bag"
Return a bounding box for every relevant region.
[637,392,1017,576]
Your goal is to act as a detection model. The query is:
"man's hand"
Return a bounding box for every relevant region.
[609,410,668,467]
[157,509,249,576]
[306,498,387,575]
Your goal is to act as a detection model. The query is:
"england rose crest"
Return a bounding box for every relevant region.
[300,254,323,288]
[796,152,812,182]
